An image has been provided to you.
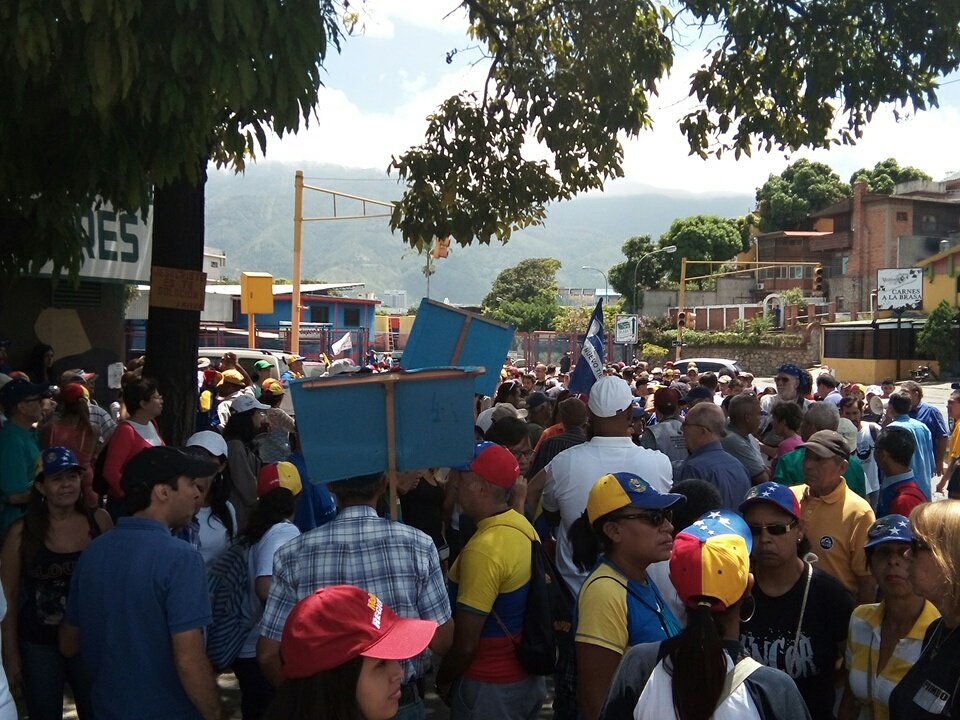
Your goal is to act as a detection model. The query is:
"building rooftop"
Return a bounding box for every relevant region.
[205,282,365,296]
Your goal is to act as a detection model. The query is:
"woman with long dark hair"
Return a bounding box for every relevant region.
[263,584,436,720]
[184,431,236,565]
[40,383,99,508]
[232,463,302,720]
[0,447,112,720]
[602,510,810,720]
[22,343,55,386]
[222,394,271,530]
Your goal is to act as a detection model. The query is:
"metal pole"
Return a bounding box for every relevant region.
[895,310,903,380]
[676,257,687,362]
[292,171,304,353]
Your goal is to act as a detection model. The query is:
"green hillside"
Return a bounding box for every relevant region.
[205,162,754,304]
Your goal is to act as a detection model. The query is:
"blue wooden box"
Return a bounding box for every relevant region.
[289,367,482,484]
[400,299,514,397]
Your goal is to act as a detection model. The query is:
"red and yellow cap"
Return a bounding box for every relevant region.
[670,510,752,612]
[257,461,303,497]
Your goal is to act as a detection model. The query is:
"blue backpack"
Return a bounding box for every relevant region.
[206,541,254,670]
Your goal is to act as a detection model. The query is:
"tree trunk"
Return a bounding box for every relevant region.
[144,163,207,446]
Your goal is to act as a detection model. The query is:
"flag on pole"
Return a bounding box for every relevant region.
[331,332,353,355]
[567,299,605,394]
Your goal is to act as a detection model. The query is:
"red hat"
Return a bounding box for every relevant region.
[257,462,303,497]
[454,442,519,489]
[280,585,437,678]
[59,383,89,404]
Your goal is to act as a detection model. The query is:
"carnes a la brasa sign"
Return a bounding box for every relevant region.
[877,268,923,311]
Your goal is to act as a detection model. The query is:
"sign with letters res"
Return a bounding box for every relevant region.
[876,268,923,311]
[38,202,153,283]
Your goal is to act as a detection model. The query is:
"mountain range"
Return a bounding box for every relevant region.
[204,162,755,305]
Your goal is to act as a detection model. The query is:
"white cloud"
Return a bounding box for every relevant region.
[265,13,960,194]
[350,0,469,39]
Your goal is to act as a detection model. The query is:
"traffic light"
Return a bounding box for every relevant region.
[813,264,823,293]
[677,311,686,328]
[432,235,451,259]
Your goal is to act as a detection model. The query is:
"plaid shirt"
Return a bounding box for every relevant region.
[259,504,450,682]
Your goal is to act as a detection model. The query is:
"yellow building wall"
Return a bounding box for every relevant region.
[824,357,941,383]
[922,272,958,313]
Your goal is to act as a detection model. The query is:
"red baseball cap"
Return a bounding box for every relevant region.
[280,585,437,678]
[454,442,519,489]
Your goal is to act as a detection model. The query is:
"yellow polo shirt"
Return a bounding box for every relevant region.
[791,483,875,596]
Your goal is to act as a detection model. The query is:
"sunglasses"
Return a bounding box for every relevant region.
[616,508,673,527]
[910,538,931,553]
[748,519,798,537]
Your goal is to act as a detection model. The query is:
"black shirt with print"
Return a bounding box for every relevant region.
[741,566,853,720]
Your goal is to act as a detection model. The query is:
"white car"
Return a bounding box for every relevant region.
[676,357,745,376]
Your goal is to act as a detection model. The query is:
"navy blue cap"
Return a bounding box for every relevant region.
[865,514,913,549]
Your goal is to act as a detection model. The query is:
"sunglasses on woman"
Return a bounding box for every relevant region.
[747,519,798,536]
[616,508,673,527]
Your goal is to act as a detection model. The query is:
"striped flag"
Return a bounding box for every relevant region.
[567,299,605,394]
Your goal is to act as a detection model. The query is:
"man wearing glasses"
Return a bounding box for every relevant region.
[676,403,750,512]
[0,378,49,532]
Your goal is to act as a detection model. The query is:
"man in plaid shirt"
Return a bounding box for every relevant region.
[257,471,453,719]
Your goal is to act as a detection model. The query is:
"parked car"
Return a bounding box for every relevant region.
[677,357,745,376]
[197,347,294,412]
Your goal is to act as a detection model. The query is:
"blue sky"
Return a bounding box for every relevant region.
[263,1,960,195]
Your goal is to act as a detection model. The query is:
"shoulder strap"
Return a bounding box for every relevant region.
[717,657,763,705]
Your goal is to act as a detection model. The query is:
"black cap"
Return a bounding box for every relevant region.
[122,446,218,497]
[0,378,51,412]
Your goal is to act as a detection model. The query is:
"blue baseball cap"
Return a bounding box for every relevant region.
[680,509,753,554]
[41,447,83,476]
[586,472,685,524]
[865,514,914,549]
[739,481,801,519]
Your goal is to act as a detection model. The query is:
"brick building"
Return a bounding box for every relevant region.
[810,177,960,313]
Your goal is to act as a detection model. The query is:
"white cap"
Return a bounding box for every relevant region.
[231,395,270,414]
[325,358,361,377]
[186,430,228,459]
[587,376,634,418]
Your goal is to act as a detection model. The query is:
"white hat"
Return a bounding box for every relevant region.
[325,358,361,377]
[231,395,270,414]
[836,418,858,454]
[476,403,526,433]
[186,430,228,459]
[651,367,663,375]
[197,357,211,370]
[587,376,634,418]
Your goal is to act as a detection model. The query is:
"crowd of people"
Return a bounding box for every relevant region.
[1,331,960,720]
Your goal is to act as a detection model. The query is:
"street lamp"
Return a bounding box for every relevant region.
[632,245,677,312]
[581,266,609,305]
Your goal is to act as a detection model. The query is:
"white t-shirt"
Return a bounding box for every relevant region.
[239,521,301,658]
[634,654,761,720]
[128,419,163,446]
[197,503,238,566]
[856,424,880,495]
[542,436,672,595]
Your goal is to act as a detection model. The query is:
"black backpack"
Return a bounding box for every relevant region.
[494,537,575,676]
